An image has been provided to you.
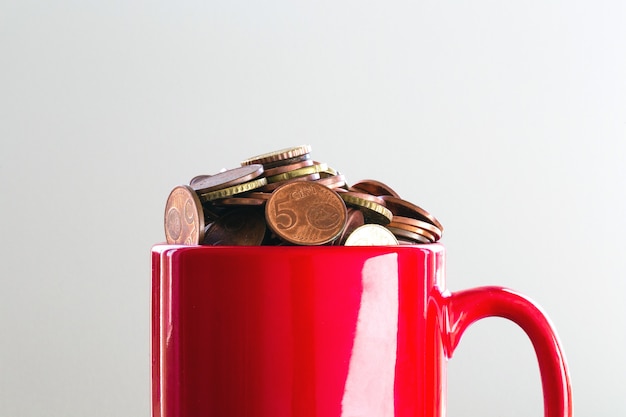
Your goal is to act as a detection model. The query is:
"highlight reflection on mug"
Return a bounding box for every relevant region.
[342,253,398,417]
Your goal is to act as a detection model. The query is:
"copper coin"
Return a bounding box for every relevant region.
[315,173,348,190]
[189,174,212,186]
[191,164,264,193]
[385,225,431,244]
[387,220,437,242]
[333,207,365,245]
[203,207,267,246]
[164,185,205,245]
[380,195,444,232]
[344,224,399,246]
[241,145,312,167]
[189,168,231,186]
[349,179,401,198]
[390,215,442,241]
[265,181,347,245]
[339,191,393,225]
[263,159,314,177]
[258,172,321,192]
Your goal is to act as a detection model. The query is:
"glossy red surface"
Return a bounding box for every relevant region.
[151,244,571,417]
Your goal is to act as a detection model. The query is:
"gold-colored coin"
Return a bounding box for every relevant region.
[197,177,268,202]
[259,173,321,192]
[164,185,205,245]
[241,145,312,166]
[339,191,393,225]
[265,162,329,183]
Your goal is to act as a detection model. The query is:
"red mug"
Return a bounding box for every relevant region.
[151,244,572,417]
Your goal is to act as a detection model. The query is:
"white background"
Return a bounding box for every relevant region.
[2,1,625,416]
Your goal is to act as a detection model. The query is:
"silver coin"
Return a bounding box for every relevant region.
[344,224,399,246]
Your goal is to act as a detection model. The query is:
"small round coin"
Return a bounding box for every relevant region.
[390,215,442,241]
[164,185,205,245]
[265,181,347,245]
[349,179,401,198]
[344,224,399,246]
[339,191,393,225]
[380,195,444,232]
[197,177,268,202]
[258,172,320,192]
[263,159,314,177]
[387,221,437,242]
[265,162,329,183]
[385,225,431,244]
[190,164,264,194]
[241,145,312,167]
[315,173,347,190]
[333,207,365,245]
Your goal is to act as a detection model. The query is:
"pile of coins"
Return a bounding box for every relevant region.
[164,145,443,246]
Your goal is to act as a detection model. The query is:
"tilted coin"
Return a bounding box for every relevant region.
[380,195,444,233]
[257,153,312,170]
[390,215,442,241]
[265,181,347,245]
[263,159,314,177]
[258,172,321,192]
[191,164,264,194]
[315,173,348,190]
[189,174,212,186]
[314,162,338,177]
[189,168,227,187]
[344,224,399,246]
[164,185,205,245]
[387,220,437,242]
[241,145,312,167]
[339,191,393,225]
[203,207,267,246]
[265,162,329,183]
[333,208,365,245]
[210,191,272,207]
[197,177,268,202]
[349,179,401,198]
[385,225,431,244]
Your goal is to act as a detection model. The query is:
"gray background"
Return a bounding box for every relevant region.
[2,1,625,416]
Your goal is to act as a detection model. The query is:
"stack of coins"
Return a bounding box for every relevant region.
[164,145,443,246]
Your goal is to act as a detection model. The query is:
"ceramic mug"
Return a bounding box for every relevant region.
[151,244,572,417]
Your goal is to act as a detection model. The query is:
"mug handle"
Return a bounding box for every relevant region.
[439,285,573,417]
